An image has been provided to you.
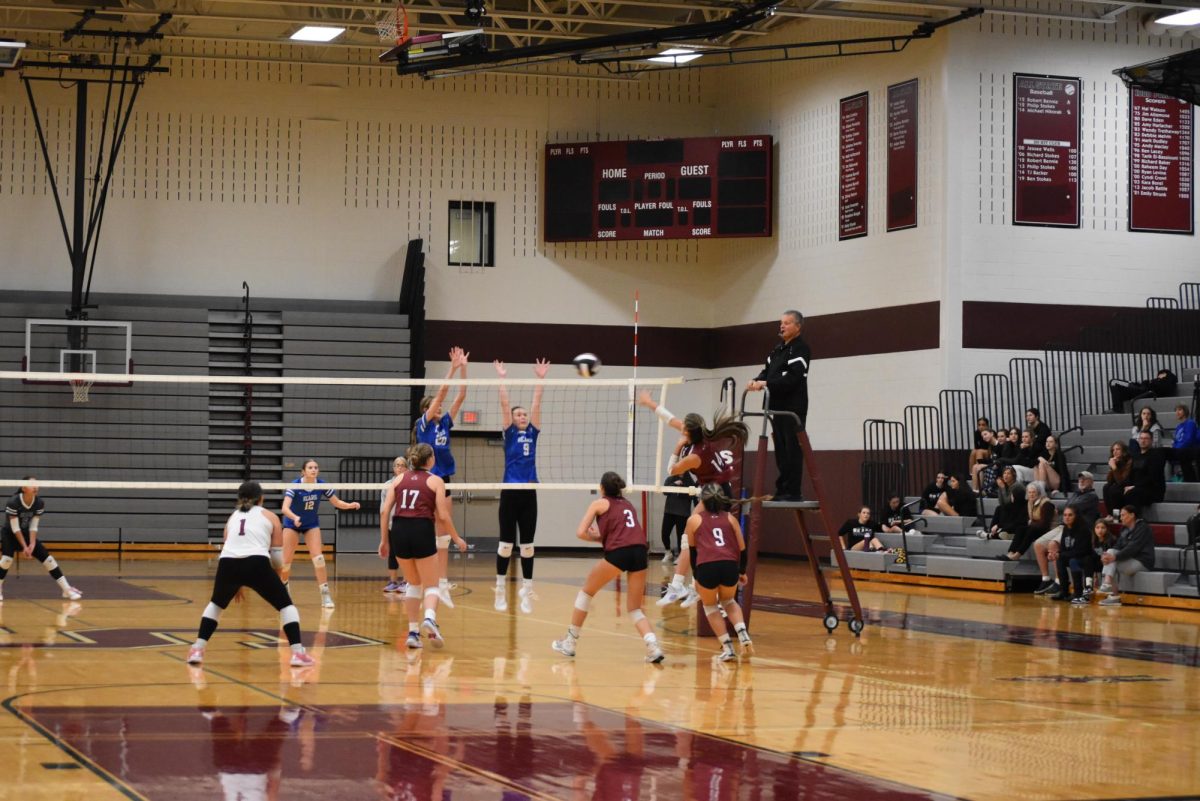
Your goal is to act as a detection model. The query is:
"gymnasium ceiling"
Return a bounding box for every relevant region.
[1,0,1199,75]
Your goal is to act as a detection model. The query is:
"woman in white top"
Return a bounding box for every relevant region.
[187,481,314,667]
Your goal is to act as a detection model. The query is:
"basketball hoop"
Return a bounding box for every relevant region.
[376,2,410,47]
[70,377,93,403]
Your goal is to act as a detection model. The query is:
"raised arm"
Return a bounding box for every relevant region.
[638,391,685,433]
[530,358,549,429]
[426,356,459,422]
[448,347,469,420]
[494,360,512,428]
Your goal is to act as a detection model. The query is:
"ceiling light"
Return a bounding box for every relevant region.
[648,47,702,64]
[290,26,345,43]
[0,39,26,69]
[1155,9,1200,25]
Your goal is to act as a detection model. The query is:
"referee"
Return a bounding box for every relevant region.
[747,310,811,502]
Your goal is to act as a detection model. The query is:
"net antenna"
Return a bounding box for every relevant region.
[376,2,411,51]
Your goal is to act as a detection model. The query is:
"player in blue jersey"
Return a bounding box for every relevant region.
[280,459,361,609]
[493,357,549,614]
[412,346,468,607]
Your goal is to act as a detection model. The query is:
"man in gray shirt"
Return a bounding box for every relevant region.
[1098,505,1156,607]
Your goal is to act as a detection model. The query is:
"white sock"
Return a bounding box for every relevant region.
[718,634,732,645]
[439,577,449,589]
[409,622,420,633]
[192,639,206,650]
[734,622,747,633]
[320,583,330,592]
[56,576,70,590]
[424,608,437,622]
[1041,575,1049,581]
[496,576,505,588]
[522,578,533,590]
[291,643,304,653]
[670,574,685,589]
[567,625,581,640]
[643,632,657,645]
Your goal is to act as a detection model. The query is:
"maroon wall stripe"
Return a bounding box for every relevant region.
[426,301,939,368]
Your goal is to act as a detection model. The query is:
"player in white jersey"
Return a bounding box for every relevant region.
[188,481,314,667]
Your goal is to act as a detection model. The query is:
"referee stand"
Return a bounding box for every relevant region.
[718,392,865,637]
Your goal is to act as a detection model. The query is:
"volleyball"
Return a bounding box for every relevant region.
[572,353,601,377]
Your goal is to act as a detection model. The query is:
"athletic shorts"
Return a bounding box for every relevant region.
[211,555,292,611]
[603,544,648,573]
[693,559,740,590]
[390,516,437,560]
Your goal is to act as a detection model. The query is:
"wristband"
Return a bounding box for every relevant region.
[655,405,675,424]
[667,454,679,471]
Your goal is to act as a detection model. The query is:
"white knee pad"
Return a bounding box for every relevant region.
[405,585,422,599]
[497,542,514,558]
[280,605,300,626]
[269,547,284,570]
[519,543,535,559]
[42,555,58,571]
[721,597,739,609]
[424,586,441,599]
[629,609,646,624]
[311,554,326,568]
[703,604,721,616]
[574,591,592,612]
[680,534,689,549]
[0,555,12,570]
[203,602,224,621]
[436,534,451,550]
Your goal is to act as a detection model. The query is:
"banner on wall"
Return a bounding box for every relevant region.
[839,91,869,241]
[887,79,918,232]
[1013,73,1081,228]
[1129,88,1194,235]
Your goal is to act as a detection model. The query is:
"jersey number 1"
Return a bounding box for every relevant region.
[238,519,247,536]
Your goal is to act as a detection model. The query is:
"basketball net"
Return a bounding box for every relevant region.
[375,2,410,46]
[70,377,92,403]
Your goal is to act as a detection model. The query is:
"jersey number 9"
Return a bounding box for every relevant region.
[712,526,725,547]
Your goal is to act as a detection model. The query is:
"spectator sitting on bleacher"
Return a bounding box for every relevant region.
[934,474,978,517]
[881,493,915,533]
[976,428,1015,496]
[977,466,1028,540]
[1130,406,1164,449]
[969,417,993,471]
[1109,368,1177,413]
[1031,471,1100,595]
[919,472,946,514]
[1048,507,1093,603]
[838,506,886,552]
[1169,404,1200,483]
[1098,505,1156,606]
[997,481,1056,561]
[996,430,1042,485]
[1033,434,1070,495]
[1025,408,1052,453]
[969,428,998,493]
[1101,441,1133,520]
[1125,431,1167,515]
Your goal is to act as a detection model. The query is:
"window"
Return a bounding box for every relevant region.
[448,200,495,267]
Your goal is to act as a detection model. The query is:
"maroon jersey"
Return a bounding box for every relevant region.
[688,440,737,485]
[693,510,740,565]
[392,470,438,520]
[596,497,647,551]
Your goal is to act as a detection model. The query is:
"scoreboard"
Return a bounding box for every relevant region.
[543,135,773,242]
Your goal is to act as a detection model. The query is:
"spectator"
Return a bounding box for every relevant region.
[1169,404,1200,482]
[1101,442,1133,521]
[1098,505,1156,606]
[969,417,993,473]
[997,430,1041,485]
[977,466,1028,540]
[1034,434,1070,494]
[881,493,915,533]
[1086,518,1114,600]
[977,429,1016,497]
[1109,368,1177,413]
[920,473,947,514]
[1031,471,1100,594]
[934,474,977,517]
[1048,506,1093,602]
[1025,408,1052,453]
[1126,430,1167,513]
[970,428,998,493]
[838,506,885,552]
[1130,406,1164,449]
[997,481,1056,561]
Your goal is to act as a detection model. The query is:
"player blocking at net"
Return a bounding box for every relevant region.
[280,459,361,609]
[188,481,315,667]
[0,478,83,601]
[380,443,466,649]
[551,471,665,663]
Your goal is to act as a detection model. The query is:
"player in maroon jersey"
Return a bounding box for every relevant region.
[379,443,466,650]
[551,471,665,663]
[686,483,753,661]
[637,392,749,609]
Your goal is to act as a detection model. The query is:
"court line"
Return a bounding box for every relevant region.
[373,731,564,800]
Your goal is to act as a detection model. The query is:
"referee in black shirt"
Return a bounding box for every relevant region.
[748,310,811,502]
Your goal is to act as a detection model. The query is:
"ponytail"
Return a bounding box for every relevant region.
[236,481,263,513]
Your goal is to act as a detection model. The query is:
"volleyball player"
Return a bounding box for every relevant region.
[0,478,82,602]
[187,480,314,667]
[637,392,749,608]
[687,483,753,661]
[381,456,408,594]
[551,471,665,663]
[413,346,468,607]
[379,443,467,649]
[280,459,361,609]
[493,358,549,614]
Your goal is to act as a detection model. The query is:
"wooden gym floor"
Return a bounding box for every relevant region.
[0,552,1197,801]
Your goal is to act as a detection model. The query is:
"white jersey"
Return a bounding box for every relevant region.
[220,505,274,559]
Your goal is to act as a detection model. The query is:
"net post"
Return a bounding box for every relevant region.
[653,383,669,488]
[626,380,636,482]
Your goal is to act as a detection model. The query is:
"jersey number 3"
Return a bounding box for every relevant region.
[623,509,636,528]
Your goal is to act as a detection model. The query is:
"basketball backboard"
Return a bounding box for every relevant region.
[23,318,133,385]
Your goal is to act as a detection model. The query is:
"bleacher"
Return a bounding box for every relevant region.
[847,367,1200,607]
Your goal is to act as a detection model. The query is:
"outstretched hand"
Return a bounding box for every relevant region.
[637,390,656,409]
[533,358,550,379]
[494,360,507,378]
